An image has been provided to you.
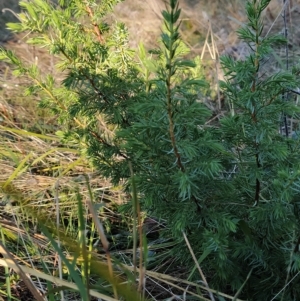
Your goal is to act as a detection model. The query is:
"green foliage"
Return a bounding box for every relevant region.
[217,0,300,299]
[1,0,300,300]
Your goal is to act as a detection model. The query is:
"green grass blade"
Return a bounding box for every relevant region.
[0,125,60,141]
[3,152,32,189]
[40,225,89,300]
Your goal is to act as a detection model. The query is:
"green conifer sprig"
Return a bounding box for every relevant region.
[219,0,300,298]
[119,0,223,229]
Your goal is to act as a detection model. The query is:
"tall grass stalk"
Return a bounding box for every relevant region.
[84,174,118,299]
[0,227,12,301]
[129,161,146,297]
[54,180,65,301]
[182,231,215,301]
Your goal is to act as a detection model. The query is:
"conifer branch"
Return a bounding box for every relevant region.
[282,0,289,138]
[165,2,185,172]
[251,1,262,204]
[254,152,261,204]
[57,45,110,104]
[167,79,184,172]
[85,5,104,44]
[162,1,204,214]
[90,131,128,160]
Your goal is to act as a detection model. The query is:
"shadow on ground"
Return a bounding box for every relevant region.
[0,0,20,42]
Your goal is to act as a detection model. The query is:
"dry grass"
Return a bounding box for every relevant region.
[1,0,300,300]
[111,0,247,52]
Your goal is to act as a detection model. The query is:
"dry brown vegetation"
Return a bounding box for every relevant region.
[0,0,300,300]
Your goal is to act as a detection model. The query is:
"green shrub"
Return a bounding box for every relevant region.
[1,0,300,299]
